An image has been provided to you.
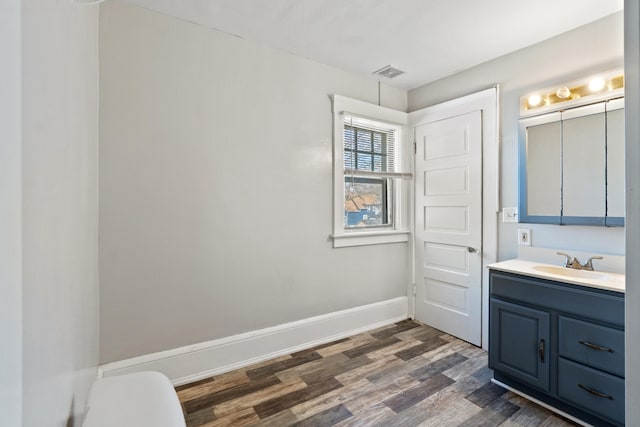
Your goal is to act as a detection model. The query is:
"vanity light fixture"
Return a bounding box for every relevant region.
[520,69,624,117]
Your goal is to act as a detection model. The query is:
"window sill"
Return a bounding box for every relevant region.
[331,230,410,248]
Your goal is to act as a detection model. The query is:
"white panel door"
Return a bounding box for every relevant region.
[415,111,482,346]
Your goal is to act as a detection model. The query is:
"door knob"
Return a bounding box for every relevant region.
[467,247,477,253]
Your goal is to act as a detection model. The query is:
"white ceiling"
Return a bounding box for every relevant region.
[122,0,624,90]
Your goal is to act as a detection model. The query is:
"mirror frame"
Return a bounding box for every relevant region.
[518,100,625,227]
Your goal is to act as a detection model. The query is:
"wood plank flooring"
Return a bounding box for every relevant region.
[176,320,578,426]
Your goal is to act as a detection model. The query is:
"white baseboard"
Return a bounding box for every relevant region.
[99,297,408,386]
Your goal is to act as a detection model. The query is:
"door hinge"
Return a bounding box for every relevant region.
[413,141,417,154]
[412,284,417,297]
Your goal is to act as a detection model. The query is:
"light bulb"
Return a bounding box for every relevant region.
[589,77,605,92]
[528,94,542,107]
[556,87,571,99]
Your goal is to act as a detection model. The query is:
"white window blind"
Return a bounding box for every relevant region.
[344,115,394,173]
[342,114,411,179]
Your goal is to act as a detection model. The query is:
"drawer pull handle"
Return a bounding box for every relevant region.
[579,340,614,353]
[578,383,613,400]
[539,339,545,362]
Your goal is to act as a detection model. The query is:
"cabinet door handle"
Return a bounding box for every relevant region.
[539,339,545,362]
[579,383,614,400]
[579,340,614,353]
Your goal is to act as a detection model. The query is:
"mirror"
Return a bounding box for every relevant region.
[562,103,606,221]
[519,98,624,226]
[607,98,625,222]
[521,113,561,221]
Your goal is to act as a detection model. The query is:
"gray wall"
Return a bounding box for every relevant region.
[409,12,625,261]
[0,0,22,425]
[624,0,640,423]
[21,1,100,425]
[99,1,409,363]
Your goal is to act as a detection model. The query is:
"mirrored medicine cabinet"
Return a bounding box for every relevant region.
[518,72,625,227]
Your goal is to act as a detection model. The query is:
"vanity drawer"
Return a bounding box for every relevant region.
[559,316,624,377]
[558,358,625,426]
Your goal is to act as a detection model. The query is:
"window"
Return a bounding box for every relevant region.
[343,117,394,228]
[331,95,410,247]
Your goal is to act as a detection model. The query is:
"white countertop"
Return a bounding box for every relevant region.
[488,259,625,293]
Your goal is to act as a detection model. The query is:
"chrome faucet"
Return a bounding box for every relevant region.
[557,252,582,269]
[582,256,603,271]
[556,252,603,271]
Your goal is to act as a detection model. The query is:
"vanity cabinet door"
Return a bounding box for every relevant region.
[489,298,550,392]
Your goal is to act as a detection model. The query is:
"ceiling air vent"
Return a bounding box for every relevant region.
[373,65,405,79]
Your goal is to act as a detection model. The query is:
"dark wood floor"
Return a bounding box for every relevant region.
[176,320,578,426]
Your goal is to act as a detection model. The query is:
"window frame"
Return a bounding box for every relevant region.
[331,95,410,248]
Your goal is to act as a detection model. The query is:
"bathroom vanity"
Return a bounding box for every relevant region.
[488,260,625,427]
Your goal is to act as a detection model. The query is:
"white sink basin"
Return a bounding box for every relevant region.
[533,265,609,280]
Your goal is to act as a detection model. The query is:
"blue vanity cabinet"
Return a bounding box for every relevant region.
[489,269,625,427]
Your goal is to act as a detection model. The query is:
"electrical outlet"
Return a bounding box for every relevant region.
[503,207,518,223]
[518,228,531,246]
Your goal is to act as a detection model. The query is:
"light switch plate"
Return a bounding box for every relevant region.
[503,207,518,223]
[518,228,532,246]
